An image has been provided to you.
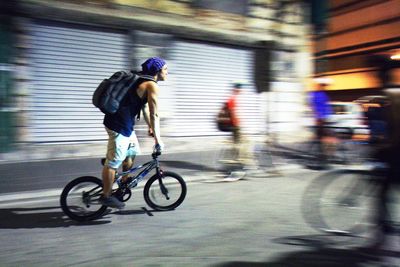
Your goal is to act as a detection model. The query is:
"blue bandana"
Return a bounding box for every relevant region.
[141,57,166,76]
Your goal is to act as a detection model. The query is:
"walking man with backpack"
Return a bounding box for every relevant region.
[99,57,167,209]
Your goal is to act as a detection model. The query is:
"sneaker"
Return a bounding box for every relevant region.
[222,171,246,182]
[99,195,125,209]
[116,177,133,188]
[116,178,125,188]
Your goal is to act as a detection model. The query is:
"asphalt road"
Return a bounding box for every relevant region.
[0,161,399,267]
[0,151,221,194]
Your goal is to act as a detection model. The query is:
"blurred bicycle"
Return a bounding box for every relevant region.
[301,161,399,237]
[208,134,287,180]
[298,125,367,170]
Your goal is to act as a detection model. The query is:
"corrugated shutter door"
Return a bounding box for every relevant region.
[26,22,129,143]
[168,41,264,136]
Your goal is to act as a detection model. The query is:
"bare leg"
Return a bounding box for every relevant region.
[122,156,135,183]
[102,165,116,197]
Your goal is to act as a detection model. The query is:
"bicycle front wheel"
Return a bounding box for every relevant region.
[253,143,275,171]
[144,171,187,211]
[60,176,107,221]
[302,169,376,236]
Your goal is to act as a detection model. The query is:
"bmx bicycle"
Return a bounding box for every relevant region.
[299,126,363,170]
[60,147,187,221]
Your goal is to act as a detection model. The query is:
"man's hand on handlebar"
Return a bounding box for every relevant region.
[148,128,154,137]
[154,142,164,153]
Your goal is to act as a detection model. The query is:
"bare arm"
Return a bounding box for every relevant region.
[141,103,151,127]
[146,82,162,146]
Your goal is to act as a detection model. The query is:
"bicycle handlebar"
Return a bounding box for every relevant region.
[152,144,162,159]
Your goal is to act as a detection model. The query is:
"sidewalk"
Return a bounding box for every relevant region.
[0,133,304,165]
[0,135,230,164]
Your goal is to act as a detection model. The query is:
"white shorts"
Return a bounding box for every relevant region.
[104,127,141,169]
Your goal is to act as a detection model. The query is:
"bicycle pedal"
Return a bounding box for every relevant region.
[112,188,132,202]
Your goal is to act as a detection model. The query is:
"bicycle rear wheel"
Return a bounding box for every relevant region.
[217,146,242,172]
[60,176,107,221]
[300,140,328,170]
[302,169,376,236]
[331,139,362,166]
[144,171,187,211]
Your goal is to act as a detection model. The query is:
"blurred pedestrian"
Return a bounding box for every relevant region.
[309,77,333,142]
[216,82,242,143]
[365,89,400,251]
[365,98,388,144]
[308,78,334,166]
[227,82,242,144]
[216,82,247,181]
[100,57,167,209]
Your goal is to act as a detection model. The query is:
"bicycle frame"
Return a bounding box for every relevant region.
[114,152,162,188]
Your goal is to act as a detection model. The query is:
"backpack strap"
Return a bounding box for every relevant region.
[130,72,156,121]
[130,70,157,83]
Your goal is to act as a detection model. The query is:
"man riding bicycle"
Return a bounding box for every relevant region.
[100,57,167,209]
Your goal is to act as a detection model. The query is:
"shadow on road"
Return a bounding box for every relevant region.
[161,160,218,172]
[273,234,365,249]
[214,248,378,267]
[213,234,400,267]
[0,206,111,228]
[115,207,170,217]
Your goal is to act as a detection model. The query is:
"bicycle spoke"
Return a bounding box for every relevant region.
[60,176,107,221]
[302,170,376,236]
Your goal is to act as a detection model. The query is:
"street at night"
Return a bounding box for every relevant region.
[0,151,399,267]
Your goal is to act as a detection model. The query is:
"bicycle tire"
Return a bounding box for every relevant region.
[331,141,350,165]
[143,171,187,211]
[302,169,376,236]
[60,176,107,221]
[301,140,328,170]
[253,143,277,172]
[218,146,241,172]
[333,140,364,166]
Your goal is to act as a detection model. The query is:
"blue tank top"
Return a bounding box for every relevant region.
[103,80,149,137]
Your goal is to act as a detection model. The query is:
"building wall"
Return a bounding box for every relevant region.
[7,0,312,146]
[314,0,400,101]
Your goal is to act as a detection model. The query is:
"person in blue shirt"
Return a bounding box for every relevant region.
[100,57,168,209]
[309,78,333,141]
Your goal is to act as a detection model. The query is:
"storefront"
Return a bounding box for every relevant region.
[23,20,266,144]
[166,40,264,137]
[25,20,130,143]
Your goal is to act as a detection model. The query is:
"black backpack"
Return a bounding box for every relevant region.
[92,70,155,114]
[216,102,233,132]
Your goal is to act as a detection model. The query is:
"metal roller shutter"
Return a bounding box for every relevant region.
[168,41,264,136]
[26,22,129,143]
